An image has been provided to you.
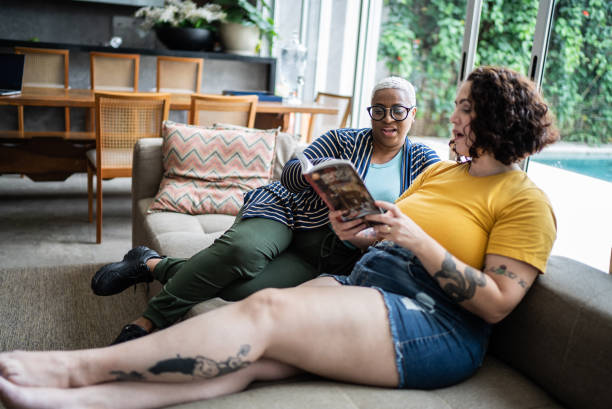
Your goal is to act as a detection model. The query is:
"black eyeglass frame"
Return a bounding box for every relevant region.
[366,104,416,121]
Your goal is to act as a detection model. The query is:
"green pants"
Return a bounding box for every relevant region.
[143,216,362,329]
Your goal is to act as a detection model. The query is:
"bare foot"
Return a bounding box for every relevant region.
[0,350,81,388]
[0,376,79,409]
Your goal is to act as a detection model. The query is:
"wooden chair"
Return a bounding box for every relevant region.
[14,47,70,133]
[87,92,170,243]
[189,94,258,128]
[88,52,140,132]
[156,56,203,94]
[89,52,140,91]
[306,92,352,143]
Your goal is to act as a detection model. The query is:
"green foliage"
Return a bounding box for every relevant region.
[378,0,611,144]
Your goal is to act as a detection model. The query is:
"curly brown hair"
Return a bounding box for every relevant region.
[465,66,559,165]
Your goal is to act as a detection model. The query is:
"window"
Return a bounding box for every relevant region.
[527,0,611,272]
[376,0,467,149]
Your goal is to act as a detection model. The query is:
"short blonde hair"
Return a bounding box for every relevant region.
[371,76,416,106]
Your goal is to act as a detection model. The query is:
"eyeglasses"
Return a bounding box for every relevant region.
[366,104,415,121]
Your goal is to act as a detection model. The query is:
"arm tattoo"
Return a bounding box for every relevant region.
[488,264,530,290]
[433,252,487,303]
[110,370,145,382]
[148,345,251,379]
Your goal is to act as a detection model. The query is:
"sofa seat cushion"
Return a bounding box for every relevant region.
[139,198,235,258]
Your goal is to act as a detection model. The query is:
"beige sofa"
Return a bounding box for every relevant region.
[131,137,612,409]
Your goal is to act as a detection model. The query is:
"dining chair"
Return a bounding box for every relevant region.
[88,52,140,133]
[14,47,70,133]
[87,92,170,243]
[89,52,140,91]
[189,94,258,127]
[156,56,203,94]
[306,92,352,143]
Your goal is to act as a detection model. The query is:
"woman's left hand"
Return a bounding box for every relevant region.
[364,201,429,250]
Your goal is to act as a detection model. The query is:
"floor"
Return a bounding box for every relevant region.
[0,173,132,269]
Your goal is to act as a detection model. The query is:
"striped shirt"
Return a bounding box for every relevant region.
[242,128,440,230]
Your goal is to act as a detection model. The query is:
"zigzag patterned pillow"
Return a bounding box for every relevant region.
[148,121,277,215]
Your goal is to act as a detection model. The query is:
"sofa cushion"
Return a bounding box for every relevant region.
[211,122,302,180]
[139,198,235,258]
[148,121,277,216]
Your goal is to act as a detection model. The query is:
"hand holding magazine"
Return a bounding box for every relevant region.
[296,152,384,224]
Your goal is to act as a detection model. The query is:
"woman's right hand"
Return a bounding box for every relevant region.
[329,210,367,241]
[328,210,377,249]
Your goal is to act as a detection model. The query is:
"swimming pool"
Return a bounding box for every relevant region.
[530,156,612,182]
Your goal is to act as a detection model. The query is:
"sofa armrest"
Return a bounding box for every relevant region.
[132,138,164,202]
[132,138,163,248]
[490,255,612,409]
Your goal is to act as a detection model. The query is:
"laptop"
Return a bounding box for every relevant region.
[0,53,25,96]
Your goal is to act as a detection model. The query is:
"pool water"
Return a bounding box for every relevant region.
[531,157,612,183]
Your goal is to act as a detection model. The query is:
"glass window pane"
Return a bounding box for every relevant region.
[376,0,467,158]
[474,0,539,72]
[528,0,611,272]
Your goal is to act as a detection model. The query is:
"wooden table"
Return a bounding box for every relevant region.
[0,88,337,180]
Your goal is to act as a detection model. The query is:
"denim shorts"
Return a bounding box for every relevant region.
[324,241,491,389]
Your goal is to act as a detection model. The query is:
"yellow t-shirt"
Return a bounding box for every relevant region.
[396,161,557,273]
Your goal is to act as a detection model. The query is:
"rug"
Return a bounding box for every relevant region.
[0,263,149,351]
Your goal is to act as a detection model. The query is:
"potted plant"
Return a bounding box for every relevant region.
[134,0,226,51]
[215,0,277,55]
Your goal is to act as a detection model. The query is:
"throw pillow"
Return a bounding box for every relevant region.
[148,121,277,216]
[212,123,300,180]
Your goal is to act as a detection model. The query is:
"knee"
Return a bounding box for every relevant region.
[239,288,290,327]
[215,235,265,268]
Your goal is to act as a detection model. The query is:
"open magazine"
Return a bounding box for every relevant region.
[296,152,383,223]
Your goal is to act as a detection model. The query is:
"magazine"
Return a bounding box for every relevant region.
[296,152,384,223]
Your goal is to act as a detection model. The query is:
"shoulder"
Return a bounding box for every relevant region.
[493,172,556,231]
[407,140,442,162]
[332,127,372,140]
[423,160,462,176]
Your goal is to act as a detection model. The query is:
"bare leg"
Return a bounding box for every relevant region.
[0,359,299,409]
[0,285,397,389]
[298,276,342,287]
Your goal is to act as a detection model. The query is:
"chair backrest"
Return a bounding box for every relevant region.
[94,92,170,171]
[90,52,140,92]
[307,92,353,142]
[14,47,69,89]
[157,56,203,94]
[189,94,258,128]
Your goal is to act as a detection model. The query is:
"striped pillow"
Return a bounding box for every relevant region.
[148,121,277,215]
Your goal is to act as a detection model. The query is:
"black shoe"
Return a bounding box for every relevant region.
[111,324,149,345]
[91,246,160,296]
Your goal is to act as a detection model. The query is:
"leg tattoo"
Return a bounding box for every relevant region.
[148,345,252,379]
[434,252,486,303]
[110,370,145,382]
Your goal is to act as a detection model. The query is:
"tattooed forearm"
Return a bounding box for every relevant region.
[434,252,487,303]
[110,370,145,382]
[487,264,530,290]
[148,345,252,379]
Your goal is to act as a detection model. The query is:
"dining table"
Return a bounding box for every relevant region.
[0,87,338,181]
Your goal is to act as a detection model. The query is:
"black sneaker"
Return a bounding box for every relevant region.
[111,324,149,345]
[91,246,160,296]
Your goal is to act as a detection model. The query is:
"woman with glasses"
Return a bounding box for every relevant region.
[0,66,558,409]
[89,76,440,345]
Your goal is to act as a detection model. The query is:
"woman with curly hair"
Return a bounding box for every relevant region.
[0,66,559,409]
